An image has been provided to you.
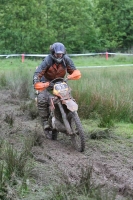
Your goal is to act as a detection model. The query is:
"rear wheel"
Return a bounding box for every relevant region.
[68,112,85,152]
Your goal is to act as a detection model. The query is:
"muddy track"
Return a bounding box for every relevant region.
[31,136,133,200]
[0,90,133,200]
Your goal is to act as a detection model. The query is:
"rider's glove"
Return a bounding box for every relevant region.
[67,70,81,80]
[34,82,50,92]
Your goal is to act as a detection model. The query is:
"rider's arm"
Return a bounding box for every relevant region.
[63,55,76,74]
[33,55,51,84]
[64,55,81,80]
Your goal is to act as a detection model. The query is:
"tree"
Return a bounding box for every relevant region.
[95,0,133,51]
[47,0,97,52]
[0,0,97,53]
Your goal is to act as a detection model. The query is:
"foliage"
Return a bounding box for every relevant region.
[0,0,96,54]
[1,0,133,53]
[95,0,133,51]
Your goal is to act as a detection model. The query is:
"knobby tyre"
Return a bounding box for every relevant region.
[68,111,85,152]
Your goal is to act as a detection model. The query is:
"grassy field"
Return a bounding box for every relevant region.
[1,56,133,199]
[1,53,133,69]
[1,56,133,126]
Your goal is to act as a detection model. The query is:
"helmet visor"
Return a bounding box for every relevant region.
[54,53,63,58]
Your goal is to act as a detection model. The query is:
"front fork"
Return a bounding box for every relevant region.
[57,101,72,135]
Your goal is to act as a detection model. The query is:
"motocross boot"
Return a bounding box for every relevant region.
[41,120,51,139]
[43,121,50,130]
[37,93,50,130]
[44,130,52,139]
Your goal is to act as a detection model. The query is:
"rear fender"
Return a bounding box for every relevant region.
[63,99,78,111]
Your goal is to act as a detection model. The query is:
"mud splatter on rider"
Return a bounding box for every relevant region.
[33,42,81,131]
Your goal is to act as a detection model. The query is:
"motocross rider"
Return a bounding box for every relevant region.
[33,42,81,133]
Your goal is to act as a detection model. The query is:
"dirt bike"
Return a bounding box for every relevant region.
[45,77,85,152]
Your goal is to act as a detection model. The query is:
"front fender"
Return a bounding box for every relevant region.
[63,99,78,111]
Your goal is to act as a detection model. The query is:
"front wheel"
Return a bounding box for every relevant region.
[68,112,85,152]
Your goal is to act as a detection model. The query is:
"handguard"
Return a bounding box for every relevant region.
[34,82,50,91]
[67,70,81,80]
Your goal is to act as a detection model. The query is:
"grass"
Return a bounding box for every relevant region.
[0,133,38,199]
[20,100,39,119]
[1,57,133,127]
[83,118,133,138]
[4,112,15,127]
[1,54,133,71]
[83,118,133,161]
[113,122,133,139]
[1,56,133,199]
[70,66,133,125]
[72,54,133,66]
[0,145,27,199]
[22,165,117,200]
